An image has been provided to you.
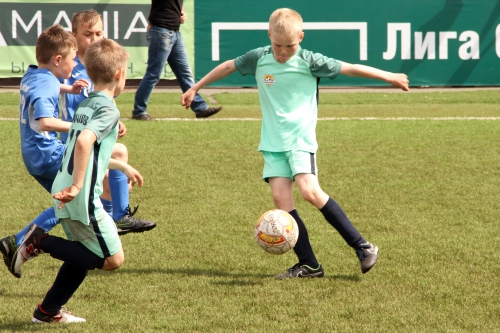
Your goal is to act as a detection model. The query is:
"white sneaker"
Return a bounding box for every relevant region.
[31,305,86,323]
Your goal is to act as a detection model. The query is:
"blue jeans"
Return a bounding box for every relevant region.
[133,25,208,116]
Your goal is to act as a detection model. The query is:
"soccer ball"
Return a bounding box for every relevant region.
[254,209,299,255]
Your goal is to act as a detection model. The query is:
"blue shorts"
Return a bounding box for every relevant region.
[27,146,65,193]
[262,151,317,182]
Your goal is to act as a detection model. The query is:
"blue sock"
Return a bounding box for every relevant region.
[101,198,113,217]
[15,207,58,246]
[108,169,129,221]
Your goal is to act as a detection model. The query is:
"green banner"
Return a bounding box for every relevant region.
[194,0,500,87]
[0,0,195,80]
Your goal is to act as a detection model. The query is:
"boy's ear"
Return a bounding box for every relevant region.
[53,55,63,66]
[115,68,123,81]
[299,31,304,43]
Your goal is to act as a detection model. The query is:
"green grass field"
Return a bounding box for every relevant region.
[0,89,499,332]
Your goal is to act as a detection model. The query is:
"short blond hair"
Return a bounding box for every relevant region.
[72,9,102,33]
[84,39,129,84]
[269,8,303,37]
[36,25,77,64]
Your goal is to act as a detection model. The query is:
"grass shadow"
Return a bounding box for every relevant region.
[94,267,361,282]
[0,322,48,332]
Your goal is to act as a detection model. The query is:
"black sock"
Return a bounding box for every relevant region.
[288,209,319,268]
[40,235,105,270]
[320,197,366,248]
[40,262,88,313]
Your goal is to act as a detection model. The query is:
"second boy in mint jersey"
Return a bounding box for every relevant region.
[182,8,410,279]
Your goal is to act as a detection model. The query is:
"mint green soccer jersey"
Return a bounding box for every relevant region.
[51,91,119,225]
[234,46,342,153]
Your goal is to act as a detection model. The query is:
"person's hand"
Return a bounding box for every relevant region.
[122,165,144,188]
[180,10,187,24]
[390,73,410,91]
[70,79,90,94]
[53,184,81,209]
[118,121,126,138]
[181,89,196,109]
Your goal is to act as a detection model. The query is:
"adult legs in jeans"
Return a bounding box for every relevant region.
[167,31,208,114]
[133,27,207,117]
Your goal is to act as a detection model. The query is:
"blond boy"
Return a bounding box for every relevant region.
[62,9,155,233]
[13,38,139,323]
[182,8,409,279]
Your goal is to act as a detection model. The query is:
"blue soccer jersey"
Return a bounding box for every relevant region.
[20,65,65,176]
[60,56,94,143]
[234,46,341,153]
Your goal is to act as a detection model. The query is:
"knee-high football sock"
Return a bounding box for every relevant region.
[40,235,105,271]
[100,198,113,217]
[40,262,88,313]
[288,209,319,268]
[108,169,129,221]
[320,197,366,248]
[15,207,58,246]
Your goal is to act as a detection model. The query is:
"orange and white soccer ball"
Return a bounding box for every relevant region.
[254,209,299,255]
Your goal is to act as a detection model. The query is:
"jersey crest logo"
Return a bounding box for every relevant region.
[263,74,276,86]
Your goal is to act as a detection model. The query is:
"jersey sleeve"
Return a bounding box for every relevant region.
[32,78,60,120]
[234,47,268,76]
[85,106,119,144]
[300,49,342,80]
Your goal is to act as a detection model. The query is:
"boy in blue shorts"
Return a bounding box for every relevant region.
[12,38,137,323]
[182,8,410,279]
[0,21,155,278]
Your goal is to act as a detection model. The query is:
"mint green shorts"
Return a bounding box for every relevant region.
[60,213,122,258]
[262,151,317,181]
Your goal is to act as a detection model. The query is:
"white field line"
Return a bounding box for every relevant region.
[140,117,500,121]
[2,117,500,122]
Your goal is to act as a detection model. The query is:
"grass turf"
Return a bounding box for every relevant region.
[0,89,499,332]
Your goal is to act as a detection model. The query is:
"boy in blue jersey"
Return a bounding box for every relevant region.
[0,21,155,278]
[0,26,80,277]
[182,8,410,279]
[12,38,138,323]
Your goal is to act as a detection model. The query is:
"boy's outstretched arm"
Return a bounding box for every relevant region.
[339,62,409,91]
[181,60,237,109]
[39,117,72,133]
[108,159,144,188]
[60,79,90,94]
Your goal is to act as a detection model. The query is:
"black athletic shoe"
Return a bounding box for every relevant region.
[11,224,46,278]
[32,304,86,323]
[195,106,222,118]
[132,113,154,121]
[0,234,17,274]
[275,263,325,280]
[115,206,156,235]
[356,243,379,274]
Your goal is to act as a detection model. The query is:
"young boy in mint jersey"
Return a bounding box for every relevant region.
[12,38,140,323]
[182,8,410,279]
[0,22,155,279]
[60,9,153,231]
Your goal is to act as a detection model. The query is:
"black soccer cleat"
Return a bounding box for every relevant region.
[275,263,325,280]
[356,243,379,274]
[0,234,17,275]
[115,206,156,235]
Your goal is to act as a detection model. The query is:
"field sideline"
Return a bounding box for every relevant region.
[0,89,499,332]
